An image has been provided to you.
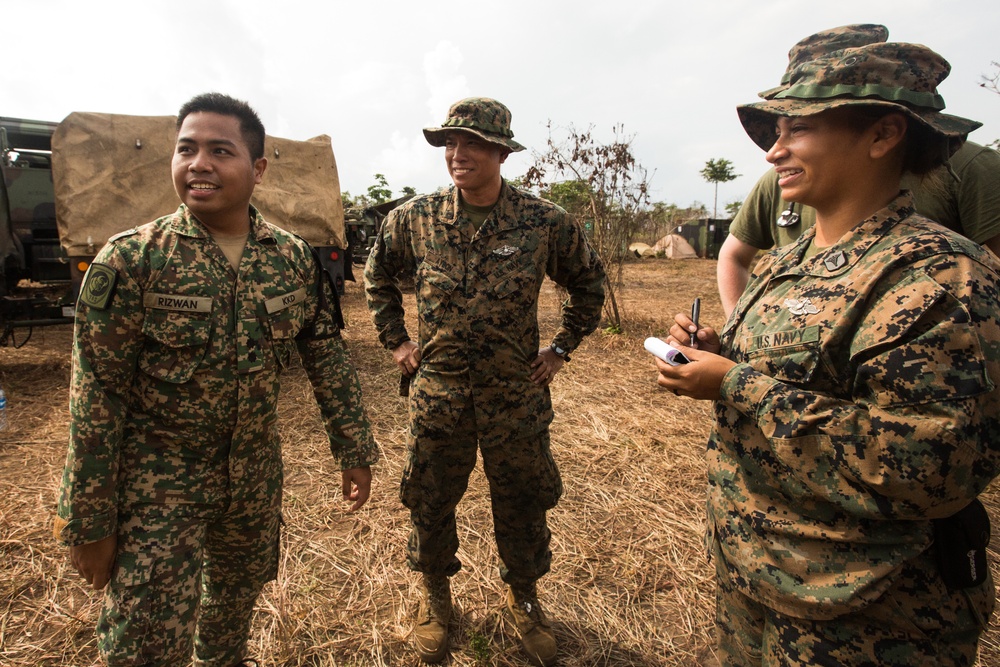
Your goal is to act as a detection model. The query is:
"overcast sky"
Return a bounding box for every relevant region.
[6,0,998,214]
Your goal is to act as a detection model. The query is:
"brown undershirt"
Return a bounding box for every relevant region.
[212,232,250,271]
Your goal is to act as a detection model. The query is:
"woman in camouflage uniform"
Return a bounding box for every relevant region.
[656,42,1000,666]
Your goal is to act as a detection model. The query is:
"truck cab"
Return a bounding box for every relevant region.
[1,117,74,345]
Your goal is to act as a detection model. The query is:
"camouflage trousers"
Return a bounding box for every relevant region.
[400,397,562,585]
[713,540,994,666]
[97,490,281,667]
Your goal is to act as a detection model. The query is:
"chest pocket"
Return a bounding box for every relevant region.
[744,325,822,386]
[489,253,537,300]
[265,288,307,340]
[139,308,212,383]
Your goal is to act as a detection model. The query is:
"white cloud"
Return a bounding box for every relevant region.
[4,0,999,208]
[424,41,469,123]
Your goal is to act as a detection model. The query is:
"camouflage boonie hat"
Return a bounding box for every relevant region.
[738,42,982,155]
[758,24,889,99]
[423,97,526,153]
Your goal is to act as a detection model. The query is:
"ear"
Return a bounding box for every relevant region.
[254,157,268,184]
[869,113,907,159]
[499,149,511,165]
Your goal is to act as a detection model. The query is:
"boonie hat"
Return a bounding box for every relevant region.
[423,97,526,153]
[738,42,982,155]
[758,23,889,99]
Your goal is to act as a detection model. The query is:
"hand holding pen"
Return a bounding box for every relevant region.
[655,298,732,401]
[690,297,700,346]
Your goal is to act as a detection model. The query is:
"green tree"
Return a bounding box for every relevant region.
[700,158,740,219]
[401,185,417,197]
[541,180,593,218]
[341,190,371,210]
[724,199,743,219]
[524,122,652,331]
[366,173,393,205]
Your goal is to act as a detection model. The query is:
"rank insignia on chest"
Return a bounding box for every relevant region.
[784,297,820,316]
[493,245,519,257]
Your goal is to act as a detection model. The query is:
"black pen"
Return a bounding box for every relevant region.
[690,297,701,346]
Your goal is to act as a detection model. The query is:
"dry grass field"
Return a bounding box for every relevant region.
[2,259,999,666]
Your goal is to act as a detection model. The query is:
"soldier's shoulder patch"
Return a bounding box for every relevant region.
[79,263,118,310]
[108,228,139,243]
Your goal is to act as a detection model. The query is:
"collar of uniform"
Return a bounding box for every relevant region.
[446,180,522,237]
[248,205,278,244]
[171,204,275,243]
[774,191,916,278]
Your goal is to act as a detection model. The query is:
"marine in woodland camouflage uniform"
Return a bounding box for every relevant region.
[658,43,1000,666]
[717,24,1000,317]
[54,93,377,667]
[364,97,604,665]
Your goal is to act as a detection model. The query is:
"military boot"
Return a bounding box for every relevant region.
[413,574,452,663]
[506,583,557,666]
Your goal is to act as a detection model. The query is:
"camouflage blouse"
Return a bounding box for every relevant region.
[363,182,605,447]
[712,191,1000,619]
[55,205,377,546]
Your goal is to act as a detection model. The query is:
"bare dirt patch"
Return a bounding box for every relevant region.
[1,259,998,666]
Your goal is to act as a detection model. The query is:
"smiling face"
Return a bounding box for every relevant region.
[765,109,875,213]
[443,130,508,206]
[171,111,267,233]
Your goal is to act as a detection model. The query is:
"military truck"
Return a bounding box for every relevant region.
[1,112,352,347]
[1,116,70,345]
[344,194,416,265]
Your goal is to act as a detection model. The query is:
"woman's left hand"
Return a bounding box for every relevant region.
[654,313,734,399]
[654,344,736,400]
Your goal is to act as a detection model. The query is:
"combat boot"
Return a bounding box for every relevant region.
[413,574,452,663]
[506,583,557,666]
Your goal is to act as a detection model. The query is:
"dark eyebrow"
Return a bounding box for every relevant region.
[175,136,239,148]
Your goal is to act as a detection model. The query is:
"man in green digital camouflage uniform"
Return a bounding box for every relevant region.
[364,97,605,665]
[54,93,377,667]
[657,41,1000,666]
[717,24,1000,317]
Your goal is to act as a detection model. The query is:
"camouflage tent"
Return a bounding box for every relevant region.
[52,112,346,258]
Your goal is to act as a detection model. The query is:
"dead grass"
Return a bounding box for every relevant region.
[1,259,998,666]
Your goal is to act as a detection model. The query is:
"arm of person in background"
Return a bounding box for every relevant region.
[716,234,761,318]
[717,169,785,318]
[957,142,1000,257]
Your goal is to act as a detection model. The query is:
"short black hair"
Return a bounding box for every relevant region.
[176,92,266,161]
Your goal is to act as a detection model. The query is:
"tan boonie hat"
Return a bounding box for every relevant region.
[423,97,526,153]
[738,42,982,155]
[758,23,889,99]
